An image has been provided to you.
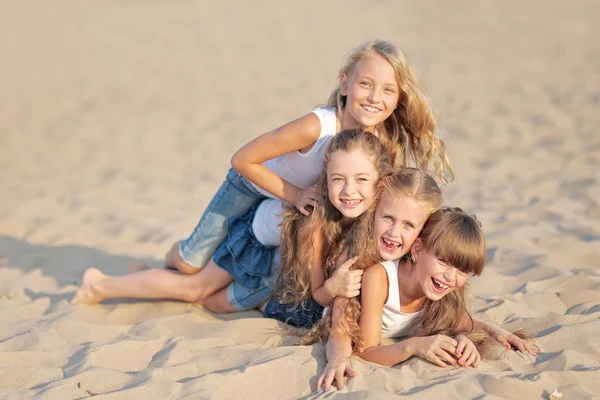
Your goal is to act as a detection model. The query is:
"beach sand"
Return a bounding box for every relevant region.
[1,0,599,398]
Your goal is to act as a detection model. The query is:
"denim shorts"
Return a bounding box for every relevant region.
[263,297,325,329]
[179,168,266,268]
[225,247,281,311]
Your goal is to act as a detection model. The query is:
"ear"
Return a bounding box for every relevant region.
[411,238,422,261]
[339,73,349,96]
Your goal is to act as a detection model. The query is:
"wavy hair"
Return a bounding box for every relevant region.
[275,129,392,304]
[327,40,454,185]
[300,168,443,348]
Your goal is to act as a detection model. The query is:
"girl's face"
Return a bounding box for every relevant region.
[411,239,470,301]
[327,148,379,220]
[373,192,429,261]
[340,54,400,131]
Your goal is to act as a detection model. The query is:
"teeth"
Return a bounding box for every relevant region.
[341,199,361,205]
[382,237,400,249]
[433,278,449,289]
[362,105,380,113]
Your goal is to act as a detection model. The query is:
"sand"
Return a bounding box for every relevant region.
[1,0,599,398]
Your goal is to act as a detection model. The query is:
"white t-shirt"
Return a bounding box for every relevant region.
[251,107,338,246]
[380,259,421,339]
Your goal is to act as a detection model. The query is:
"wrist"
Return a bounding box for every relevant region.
[324,278,336,298]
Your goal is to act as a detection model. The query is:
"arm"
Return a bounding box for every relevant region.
[231,113,322,210]
[316,297,355,391]
[471,317,539,355]
[357,266,459,367]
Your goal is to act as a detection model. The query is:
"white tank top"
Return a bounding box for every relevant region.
[380,259,421,339]
[251,107,338,197]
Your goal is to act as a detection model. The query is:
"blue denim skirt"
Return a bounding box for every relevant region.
[213,202,278,290]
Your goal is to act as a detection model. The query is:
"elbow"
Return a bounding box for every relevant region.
[230,150,243,172]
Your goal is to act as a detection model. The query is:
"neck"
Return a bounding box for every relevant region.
[397,259,426,312]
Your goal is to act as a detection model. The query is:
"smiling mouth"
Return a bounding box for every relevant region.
[381,237,401,252]
[340,199,362,208]
[431,278,451,293]
[361,104,381,113]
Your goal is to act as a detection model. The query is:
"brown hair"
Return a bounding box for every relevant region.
[409,207,485,340]
[275,129,392,304]
[327,40,454,184]
[300,168,443,348]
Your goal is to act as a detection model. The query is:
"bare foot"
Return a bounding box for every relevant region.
[128,260,149,273]
[71,268,108,304]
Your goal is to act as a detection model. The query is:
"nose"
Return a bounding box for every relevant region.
[367,88,381,103]
[388,221,402,238]
[342,181,356,196]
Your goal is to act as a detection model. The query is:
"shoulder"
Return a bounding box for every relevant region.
[310,107,338,134]
[362,263,389,297]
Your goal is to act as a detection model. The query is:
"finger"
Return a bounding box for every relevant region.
[427,354,447,368]
[322,369,336,392]
[335,368,346,390]
[497,337,511,350]
[316,371,325,391]
[440,340,458,356]
[299,206,310,216]
[436,349,457,366]
[465,350,479,367]
[508,337,527,353]
[350,270,364,277]
[456,340,466,356]
[458,349,471,366]
[473,352,481,368]
[345,290,360,298]
[524,342,540,355]
[346,360,357,377]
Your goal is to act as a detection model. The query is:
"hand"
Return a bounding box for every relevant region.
[325,257,361,298]
[455,335,481,368]
[411,335,459,368]
[295,185,318,216]
[491,327,539,355]
[316,357,356,392]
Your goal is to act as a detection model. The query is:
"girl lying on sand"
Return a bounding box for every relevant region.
[310,206,539,391]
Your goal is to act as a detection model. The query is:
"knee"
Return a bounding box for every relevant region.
[178,276,207,303]
[165,242,200,275]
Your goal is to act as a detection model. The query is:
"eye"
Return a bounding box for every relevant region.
[331,177,343,182]
[383,215,393,221]
[438,258,448,265]
[357,177,369,182]
[403,222,415,229]
[384,87,396,94]
[457,270,469,277]
[359,81,371,87]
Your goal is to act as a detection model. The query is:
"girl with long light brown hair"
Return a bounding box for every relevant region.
[315,207,540,391]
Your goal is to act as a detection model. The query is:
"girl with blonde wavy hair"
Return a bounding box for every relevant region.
[314,207,540,392]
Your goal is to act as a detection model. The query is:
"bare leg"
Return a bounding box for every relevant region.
[202,287,236,314]
[71,260,233,305]
[164,240,203,275]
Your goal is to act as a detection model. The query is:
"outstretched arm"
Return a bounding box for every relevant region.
[471,318,539,355]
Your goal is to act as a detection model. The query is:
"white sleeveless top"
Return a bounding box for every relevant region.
[251,107,338,197]
[380,259,421,339]
[251,107,337,246]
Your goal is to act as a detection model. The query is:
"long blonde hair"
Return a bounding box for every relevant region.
[327,40,454,185]
[300,168,443,348]
[275,129,392,304]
